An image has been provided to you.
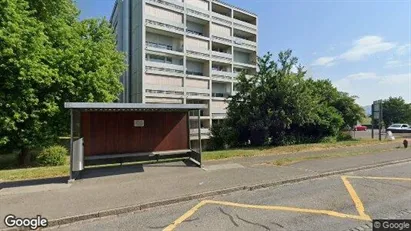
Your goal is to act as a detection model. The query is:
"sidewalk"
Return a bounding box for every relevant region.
[0,142,410,229]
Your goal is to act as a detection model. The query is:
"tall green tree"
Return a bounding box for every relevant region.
[211,50,364,149]
[0,0,125,165]
[382,97,411,128]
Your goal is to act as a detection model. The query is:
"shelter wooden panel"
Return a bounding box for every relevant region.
[81,111,188,156]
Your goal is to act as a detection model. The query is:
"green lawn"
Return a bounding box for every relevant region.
[202,139,392,161]
[0,139,396,182]
[271,147,396,166]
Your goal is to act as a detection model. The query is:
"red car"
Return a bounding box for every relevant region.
[353,125,367,131]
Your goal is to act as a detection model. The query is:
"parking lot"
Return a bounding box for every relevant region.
[52,161,411,231]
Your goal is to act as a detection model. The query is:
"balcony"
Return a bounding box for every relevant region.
[211,12,232,26]
[233,37,257,50]
[145,61,184,77]
[211,35,233,45]
[212,92,231,98]
[186,92,210,99]
[145,41,183,56]
[186,4,210,20]
[186,48,210,60]
[211,70,234,82]
[233,61,256,69]
[233,18,257,34]
[146,15,185,34]
[190,128,211,135]
[145,89,184,98]
[145,0,184,13]
[212,113,227,119]
[211,51,232,62]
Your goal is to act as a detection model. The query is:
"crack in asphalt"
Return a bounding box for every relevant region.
[219,207,239,227]
[147,224,168,229]
[235,214,272,230]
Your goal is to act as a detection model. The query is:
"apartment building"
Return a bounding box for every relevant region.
[110,0,258,145]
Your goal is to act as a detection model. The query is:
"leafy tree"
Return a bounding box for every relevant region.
[0,0,125,165]
[382,97,411,128]
[212,50,364,149]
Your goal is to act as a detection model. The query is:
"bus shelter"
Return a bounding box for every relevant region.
[64,102,207,181]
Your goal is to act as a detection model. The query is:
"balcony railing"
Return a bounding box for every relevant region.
[233,37,257,50]
[146,0,184,12]
[211,12,232,26]
[186,4,210,19]
[190,128,211,135]
[145,61,184,76]
[146,15,184,34]
[212,70,235,80]
[211,35,232,45]
[145,89,184,96]
[212,113,227,119]
[146,41,173,50]
[186,92,210,97]
[211,51,232,62]
[212,92,231,98]
[233,18,257,33]
[186,70,204,76]
[186,48,210,59]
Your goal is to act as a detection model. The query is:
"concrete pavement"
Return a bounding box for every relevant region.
[0,142,410,230]
[49,162,411,231]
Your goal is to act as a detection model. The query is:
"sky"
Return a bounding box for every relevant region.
[76,0,411,106]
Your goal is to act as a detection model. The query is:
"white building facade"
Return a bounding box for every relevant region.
[111,0,258,142]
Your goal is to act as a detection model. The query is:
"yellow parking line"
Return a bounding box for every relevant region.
[164,175,411,230]
[205,200,370,221]
[341,176,371,220]
[163,199,370,231]
[346,176,411,181]
[163,200,207,231]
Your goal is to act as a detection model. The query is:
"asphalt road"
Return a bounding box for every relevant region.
[352,129,411,139]
[50,161,411,231]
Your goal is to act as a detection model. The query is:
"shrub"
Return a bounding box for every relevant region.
[35,145,67,166]
[337,132,353,141]
[320,136,337,143]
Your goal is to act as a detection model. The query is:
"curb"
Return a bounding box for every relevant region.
[2,157,411,230]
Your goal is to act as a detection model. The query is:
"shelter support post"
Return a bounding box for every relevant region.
[69,109,74,182]
[188,109,202,167]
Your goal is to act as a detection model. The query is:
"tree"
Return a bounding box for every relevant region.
[0,0,125,165]
[212,50,365,149]
[382,97,411,128]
